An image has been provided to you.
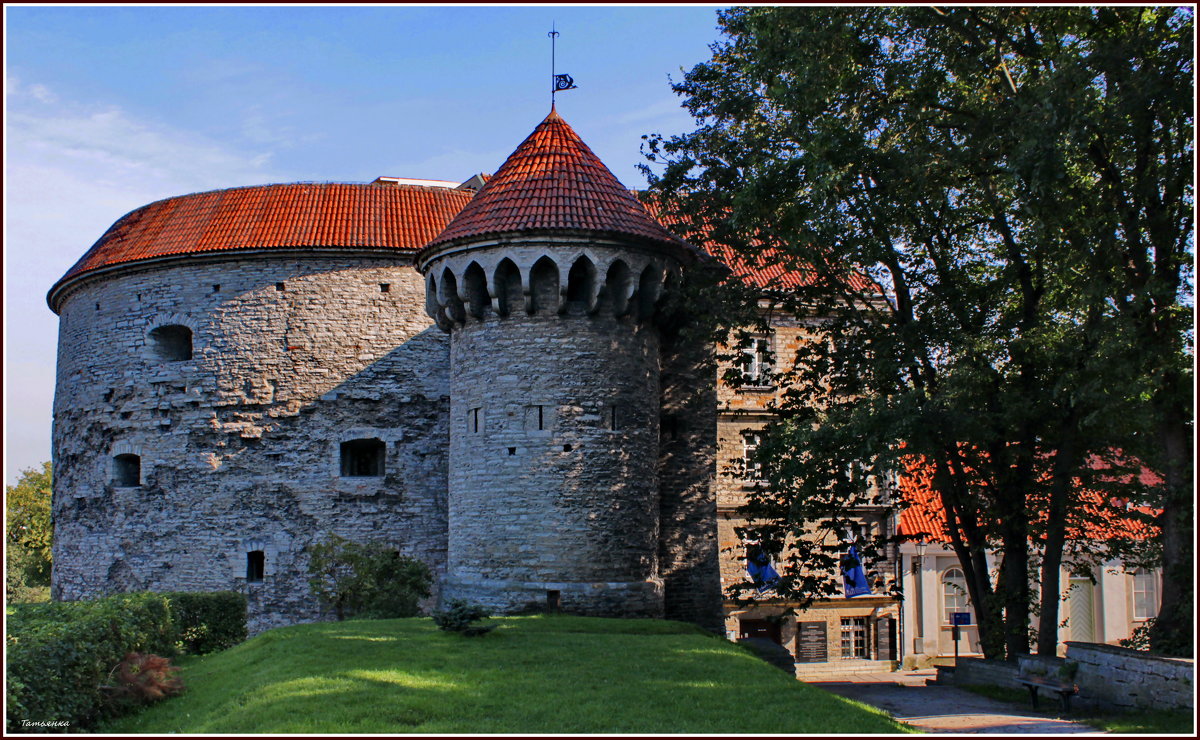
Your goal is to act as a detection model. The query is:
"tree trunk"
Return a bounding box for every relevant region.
[1036,433,1079,655]
[1149,393,1193,657]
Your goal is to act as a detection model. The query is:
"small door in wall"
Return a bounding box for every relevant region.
[1069,578,1096,643]
[739,618,782,645]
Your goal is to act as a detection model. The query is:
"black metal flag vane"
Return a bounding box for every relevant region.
[549,25,577,106]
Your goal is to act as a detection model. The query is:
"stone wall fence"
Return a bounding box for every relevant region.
[1065,641,1194,713]
[944,645,1194,714]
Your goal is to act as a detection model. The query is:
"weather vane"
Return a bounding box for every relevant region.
[549,24,577,106]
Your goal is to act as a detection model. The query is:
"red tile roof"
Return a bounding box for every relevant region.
[422,107,685,254]
[48,182,474,310]
[641,198,879,293]
[897,455,1159,544]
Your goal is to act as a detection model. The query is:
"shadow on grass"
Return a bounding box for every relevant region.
[104,617,913,734]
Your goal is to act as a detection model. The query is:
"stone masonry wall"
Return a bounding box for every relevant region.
[444,310,664,616]
[1066,641,1194,713]
[51,254,449,633]
[658,331,722,631]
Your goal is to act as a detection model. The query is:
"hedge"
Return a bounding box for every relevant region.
[161,591,247,655]
[5,593,175,732]
[5,590,247,733]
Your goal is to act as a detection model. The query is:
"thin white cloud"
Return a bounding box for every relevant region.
[3,81,291,484]
[608,97,689,127]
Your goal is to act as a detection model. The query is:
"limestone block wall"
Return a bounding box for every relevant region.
[51,254,449,633]
[423,239,681,617]
[657,335,722,630]
[1066,642,1195,712]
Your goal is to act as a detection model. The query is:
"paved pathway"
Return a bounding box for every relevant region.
[806,671,1100,734]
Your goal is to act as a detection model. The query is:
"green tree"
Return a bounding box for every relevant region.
[306,533,432,620]
[644,6,1192,658]
[6,461,53,597]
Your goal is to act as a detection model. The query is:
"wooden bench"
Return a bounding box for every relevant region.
[1016,655,1079,711]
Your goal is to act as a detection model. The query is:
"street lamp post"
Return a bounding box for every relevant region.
[914,541,927,655]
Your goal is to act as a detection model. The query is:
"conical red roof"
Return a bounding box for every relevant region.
[423,107,684,253]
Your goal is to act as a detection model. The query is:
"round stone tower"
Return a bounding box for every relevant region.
[46,181,472,633]
[418,107,692,617]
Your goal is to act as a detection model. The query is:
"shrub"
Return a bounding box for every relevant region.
[432,599,495,636]
[306,533,432,620]
[102,652,185,710]
[162,591,247,655]
[5,593,176,732]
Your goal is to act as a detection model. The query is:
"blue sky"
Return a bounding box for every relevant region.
[4,5,728,483]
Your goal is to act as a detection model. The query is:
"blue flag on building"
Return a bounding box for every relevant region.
[746,543,780,594]
[841,544,872,598]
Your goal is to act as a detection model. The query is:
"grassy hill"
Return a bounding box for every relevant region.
[102,615,914,734]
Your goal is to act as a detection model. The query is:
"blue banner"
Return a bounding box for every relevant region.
[841,545,873,598]
[746,544,780,593]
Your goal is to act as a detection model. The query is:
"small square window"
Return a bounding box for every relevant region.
[380,283,391,293]
[276,282,286,291]
[340,438,385,477]
[113,454,141,487]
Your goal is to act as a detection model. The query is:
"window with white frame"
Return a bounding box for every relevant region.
[840,617,869,658]
[741,335,773,387]
[1132,568,1159,620]
[942,567,971,624]
[742,432,764,483]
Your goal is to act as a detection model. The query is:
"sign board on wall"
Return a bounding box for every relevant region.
[796,621,828,663]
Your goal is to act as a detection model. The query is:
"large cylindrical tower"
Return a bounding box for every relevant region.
[418,108,692,616]
[47,181,472,633]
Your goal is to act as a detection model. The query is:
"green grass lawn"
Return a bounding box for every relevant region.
[962,684,1194,735]
[102,615,914,734]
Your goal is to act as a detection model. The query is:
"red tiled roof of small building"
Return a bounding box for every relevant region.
[897,455,1160,544]
[422,107,685,254]
[48,182,474,310]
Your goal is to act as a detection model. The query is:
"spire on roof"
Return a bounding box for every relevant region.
[422,110,684,253]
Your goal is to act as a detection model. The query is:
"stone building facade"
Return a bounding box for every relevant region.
[48,112,727,635]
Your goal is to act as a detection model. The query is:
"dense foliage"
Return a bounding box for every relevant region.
[306,533,432,620]
[5,590,248,732]
[162,591,248,655]
[6,462,53,601]
[5,593,176,732]
[645,6,1193,658]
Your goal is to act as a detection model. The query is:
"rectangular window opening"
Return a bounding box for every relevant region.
[212,284,221,293]
[537,405,544,431]
[743,432,764,482]
[246,550,265,583]
[380,283,391,293]
[609,405,618,431]
[470,407,482,434]
[741,335,774,388]
[276,282,285,291]
[507,447,517,456]
[340,438,386,477]
[840,617,869,659]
